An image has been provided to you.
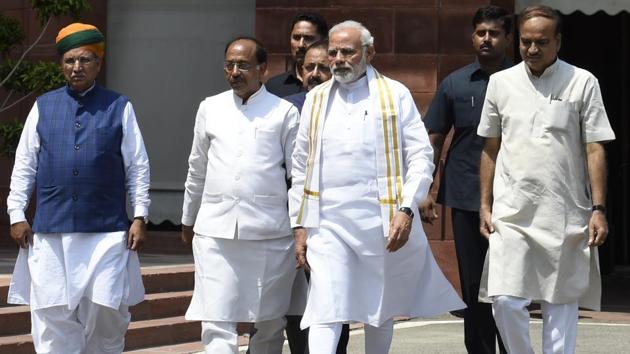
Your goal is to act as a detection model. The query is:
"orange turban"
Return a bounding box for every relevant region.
[55,23,105,58]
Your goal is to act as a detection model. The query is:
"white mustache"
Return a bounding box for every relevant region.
[332,63,352,73]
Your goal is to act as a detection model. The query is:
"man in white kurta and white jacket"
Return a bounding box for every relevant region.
[181,37,300,353]
[288,21,465,354]
[478,6,615,354]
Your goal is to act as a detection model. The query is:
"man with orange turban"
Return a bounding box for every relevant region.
[6,23,150,353]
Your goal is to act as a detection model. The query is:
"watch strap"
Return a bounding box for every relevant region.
[592,204,606,213]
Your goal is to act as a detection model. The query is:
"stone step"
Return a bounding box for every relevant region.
[142,231,191,255]
[124,341,204,353]
[0,333,33,354]
[0,290,194,336]
[131,290,193,321]
[142,265,194,294]
[0,264,193,307]
[0,316,201,353]
[125,316,200,351]
[0,305,29,336]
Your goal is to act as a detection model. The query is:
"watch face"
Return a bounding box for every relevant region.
[399,207,413,217]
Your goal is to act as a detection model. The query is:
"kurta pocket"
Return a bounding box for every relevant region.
[542,100,578,134]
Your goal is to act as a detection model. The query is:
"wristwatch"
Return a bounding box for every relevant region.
[592,205,606,213]
[399,207,414,219]
[134,216,149,224]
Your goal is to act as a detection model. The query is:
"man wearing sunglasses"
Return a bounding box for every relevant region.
[181,36,300,353]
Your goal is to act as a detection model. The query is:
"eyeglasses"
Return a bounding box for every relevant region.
[303,63,331,74]
[328,45,368,58]
[63,56,98,66]
[224,61,257,72]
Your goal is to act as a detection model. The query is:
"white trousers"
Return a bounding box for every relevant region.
[31,298,131,354]
[492,295,578,354]
[201,317,286,354]
[308,319,394,354]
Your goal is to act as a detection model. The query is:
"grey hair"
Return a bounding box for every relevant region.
[329,20,374,46]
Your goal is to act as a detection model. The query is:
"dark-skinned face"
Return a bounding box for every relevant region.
[290,21,322,64]
[302,47,331,90]
[472,20,511,61]
[61,47,101,92]
[519,16,561,77]
[224,39,266,101]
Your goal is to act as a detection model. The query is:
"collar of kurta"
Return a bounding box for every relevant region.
[66,81,97,98]
[524,57,561,80]
[232,84,266,106]
[296,65,405,234]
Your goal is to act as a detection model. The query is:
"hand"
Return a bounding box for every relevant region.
[10,221,33,249]
[479,207,494,240]
[588,211,608,247]
[387,212,412,252]
[181,224,194,246]
[419,195,439,225]
[294,227,310,272]
[127,219,146,251]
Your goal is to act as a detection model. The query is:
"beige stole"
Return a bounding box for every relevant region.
[296,65,405,237]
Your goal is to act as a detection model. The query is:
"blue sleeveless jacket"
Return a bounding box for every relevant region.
[32,84,129,233]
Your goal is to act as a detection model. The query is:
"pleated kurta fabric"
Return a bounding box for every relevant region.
[185,235,296,322]
[8,232,144,311]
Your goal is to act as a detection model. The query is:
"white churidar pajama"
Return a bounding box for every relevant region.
[201,317,286,354]
[492,295,578,354]
[308,319,394,354]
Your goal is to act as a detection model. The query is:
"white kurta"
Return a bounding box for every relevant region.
[6,84,149,310]
[477,60,616,310]
[295,75,465,329]
[8,232,144,310]
[182,85,303,322]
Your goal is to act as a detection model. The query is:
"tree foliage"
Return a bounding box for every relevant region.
[0,119,23,157]
[0,13,24,58]
[1,60,64,94]
[0,0,90,157]
[32,0,90,25]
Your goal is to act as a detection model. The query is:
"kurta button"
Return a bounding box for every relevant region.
[75,122,81,128]
[235,175,240,181]
[74,144,80,150]
[73,169,79,176]
[72,194,78,201]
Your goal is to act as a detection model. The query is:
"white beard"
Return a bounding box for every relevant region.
[333,55,367,84]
